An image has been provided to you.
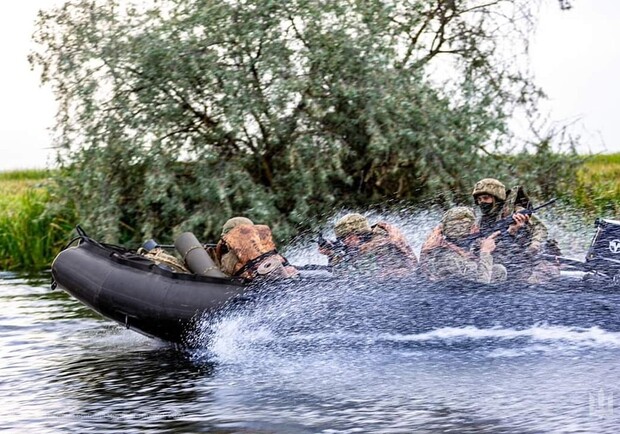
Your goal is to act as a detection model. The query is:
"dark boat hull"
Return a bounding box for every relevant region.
[51,233,620,345]
[51,237,248,344]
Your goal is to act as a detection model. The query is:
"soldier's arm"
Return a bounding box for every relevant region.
[475,252,494,284]
[423,250,461,281]
[526,214,548,255]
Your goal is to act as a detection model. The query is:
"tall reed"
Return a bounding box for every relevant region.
[573,154,620,218]
[0,173,75,271]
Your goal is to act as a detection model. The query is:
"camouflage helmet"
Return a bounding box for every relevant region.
[221,216,254,236]
[334,213,372,239]
[472,178,506,201]
[442,206,476,239]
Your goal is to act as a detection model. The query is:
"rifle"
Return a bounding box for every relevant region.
[462,198,557,247]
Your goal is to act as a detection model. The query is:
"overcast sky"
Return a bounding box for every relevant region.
[1,1,618,172]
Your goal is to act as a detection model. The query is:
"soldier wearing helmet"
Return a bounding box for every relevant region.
[319,213,418,276]
[419,206,507,283]
[213,216,298,280]
[471,178,558,283]
[471,178,508,218]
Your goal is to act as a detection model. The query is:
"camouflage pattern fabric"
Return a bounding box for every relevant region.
[419,205,505,284]
[441,206,476,239]
[216,224,297,279]
[478,185,557,283]
[334,213,372,239]
[327,221,417,277]
[139,247,189,273]
[221,216,254,236]
[422,246,503,284]
[472,178,507,201]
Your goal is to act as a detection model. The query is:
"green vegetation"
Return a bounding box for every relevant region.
[0,169,51,182]
[1,154,618,272]
[0,0,606,273]
[573,154,620,217]
[0,170,46,211]
[0,170,75,271]
[30,0,578,247]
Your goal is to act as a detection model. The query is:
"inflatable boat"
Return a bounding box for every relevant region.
[51,227,335,344]
[50,230,252,344]
[51,219,620,345]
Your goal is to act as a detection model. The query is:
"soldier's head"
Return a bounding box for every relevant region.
[442,206,476,240]
[472,178,506,216]
[334,213,372,241]
[221,216,254,236]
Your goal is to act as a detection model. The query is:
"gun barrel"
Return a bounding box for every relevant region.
[531,197,557,212]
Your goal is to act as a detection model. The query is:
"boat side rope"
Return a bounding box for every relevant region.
[233,249,279,277]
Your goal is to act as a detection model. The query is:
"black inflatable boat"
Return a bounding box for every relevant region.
[51,218,620,345]
[51,231,252,344]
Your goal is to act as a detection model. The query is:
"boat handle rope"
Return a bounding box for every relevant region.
[233,249,279,277]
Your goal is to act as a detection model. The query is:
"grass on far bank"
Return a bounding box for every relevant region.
[573,153,620,218]
[0,169,52,209]
[0,169,75,271]
[0,169,51,181]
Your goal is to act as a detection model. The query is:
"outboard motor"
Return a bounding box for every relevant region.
[585,218,620,277]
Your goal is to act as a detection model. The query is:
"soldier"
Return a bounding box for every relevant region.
[213,217,298,280]
[419,206,507,283]
[471,178,560,283]
[319,213,418,277]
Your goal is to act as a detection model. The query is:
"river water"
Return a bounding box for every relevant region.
[2,268,619,433]
[2,211,620,433]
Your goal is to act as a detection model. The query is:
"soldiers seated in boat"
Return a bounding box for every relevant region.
[318,213,418,277]
[419,206,507,284]
[471,178,560,284]
[211,217,298,280]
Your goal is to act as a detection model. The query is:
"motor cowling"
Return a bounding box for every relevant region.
[585,218,620,276]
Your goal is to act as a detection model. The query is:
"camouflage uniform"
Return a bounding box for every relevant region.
[322,213,417,277]
[472,179,559,284]
[214,217,298,280]
[215,217,254,274]
[420,207,506,284]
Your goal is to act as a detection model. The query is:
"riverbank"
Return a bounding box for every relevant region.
[1,154,619,271]
[574,153,620,216]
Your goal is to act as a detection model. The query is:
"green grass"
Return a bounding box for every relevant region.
[573,153,620,217]
[0,170,75,271]
[0,169,52,211]
[0,169,51,182]
[583,153,620,165]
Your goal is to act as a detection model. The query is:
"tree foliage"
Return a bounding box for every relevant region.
[30,0,579,245]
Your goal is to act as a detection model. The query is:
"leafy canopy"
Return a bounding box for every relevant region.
[31,0,578,244]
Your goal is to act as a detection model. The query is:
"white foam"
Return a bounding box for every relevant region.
[205,320,620,366]
[378,324,620,347]
[208,315,276,363]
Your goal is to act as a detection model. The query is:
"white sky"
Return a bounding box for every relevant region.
[529,0,620,154]
[0,1,618,172]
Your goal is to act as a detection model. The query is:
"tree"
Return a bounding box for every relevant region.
[30,0,577,244]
